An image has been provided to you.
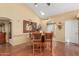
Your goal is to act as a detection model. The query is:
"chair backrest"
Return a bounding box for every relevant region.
[32,32,41,41]
[44,32,53,41]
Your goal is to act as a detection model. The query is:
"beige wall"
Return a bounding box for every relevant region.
[0,4,41,46]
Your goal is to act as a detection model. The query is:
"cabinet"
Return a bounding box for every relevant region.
[0,32,6,44]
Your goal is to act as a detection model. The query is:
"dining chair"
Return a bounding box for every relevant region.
[44,32,53,55]
[32,32,42,55]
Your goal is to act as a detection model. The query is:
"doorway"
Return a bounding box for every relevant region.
[65,20,78,44]
[0,17,12,44]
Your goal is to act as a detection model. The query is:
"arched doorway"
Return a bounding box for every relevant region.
[0,17,12,44]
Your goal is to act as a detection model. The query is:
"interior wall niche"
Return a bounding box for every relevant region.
[23,20,37,33]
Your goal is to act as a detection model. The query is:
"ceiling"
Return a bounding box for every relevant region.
[26,3,79,19]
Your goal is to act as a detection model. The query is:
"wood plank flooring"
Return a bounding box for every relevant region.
[0,41,79,56]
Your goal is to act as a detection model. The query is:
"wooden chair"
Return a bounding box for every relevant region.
[44,32,53,55]
[32,32,42,55]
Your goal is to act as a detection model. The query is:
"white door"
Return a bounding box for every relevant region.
[65,20,78,44]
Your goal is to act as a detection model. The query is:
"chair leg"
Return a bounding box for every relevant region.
[33,43,43,56]
[32,45,35,55]
[40,43,42,55]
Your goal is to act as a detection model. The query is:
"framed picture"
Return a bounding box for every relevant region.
[23,20,31,33]
[23,20,37,33]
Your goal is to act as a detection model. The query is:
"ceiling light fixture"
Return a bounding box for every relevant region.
[47,3,51,6]
[34,3,38,7]
[40,11,45,16]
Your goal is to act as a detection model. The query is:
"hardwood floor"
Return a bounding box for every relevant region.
[0,41,79,56]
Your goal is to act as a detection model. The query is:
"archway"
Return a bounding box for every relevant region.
[0,17,12,44]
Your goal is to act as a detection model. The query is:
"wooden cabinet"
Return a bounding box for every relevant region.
[0,32,6,44]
